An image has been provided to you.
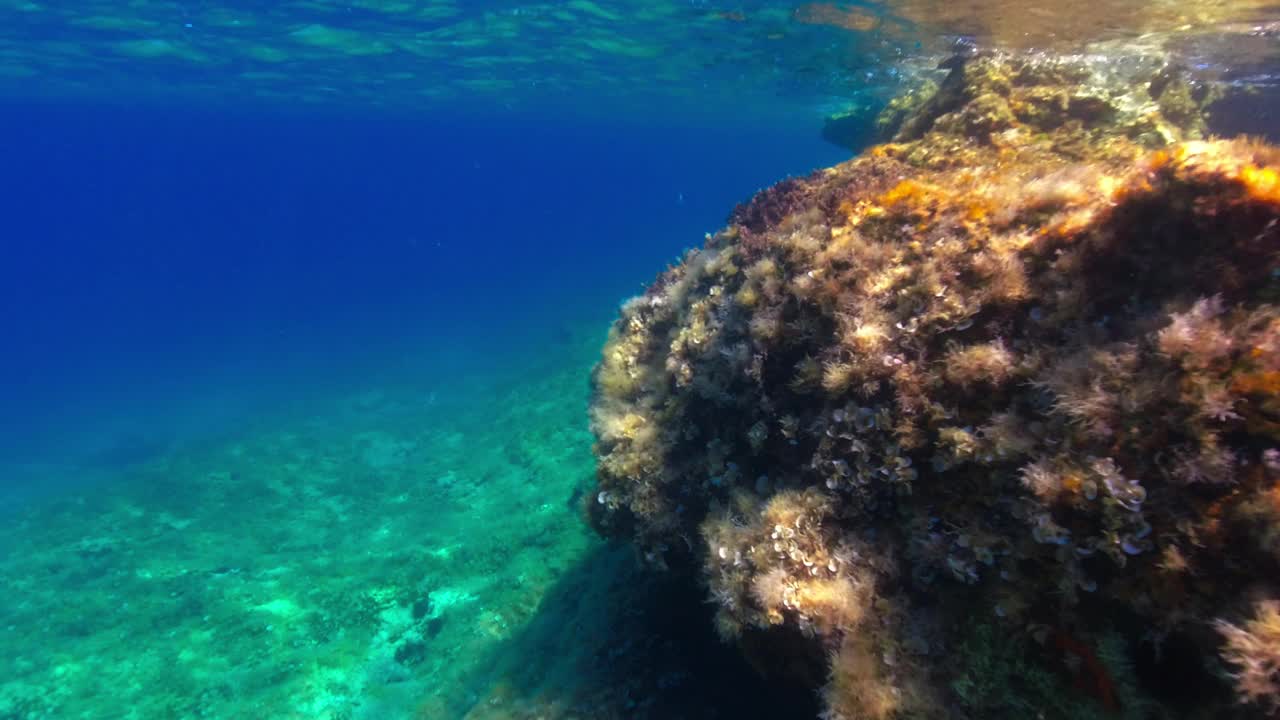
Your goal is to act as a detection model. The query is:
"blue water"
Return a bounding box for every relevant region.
[0,85,851,718]
[0,9,867,712]
[0,99,843,498]
[7,2,1279,717]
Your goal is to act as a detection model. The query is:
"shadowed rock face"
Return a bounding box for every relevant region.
[589,51,1280,719]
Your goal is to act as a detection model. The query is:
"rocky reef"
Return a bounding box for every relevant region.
[588,51,1280,719]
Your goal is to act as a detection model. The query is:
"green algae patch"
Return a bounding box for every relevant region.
[288,24,393,56]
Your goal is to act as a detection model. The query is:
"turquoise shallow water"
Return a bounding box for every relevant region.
[0,99,844,717]
[1,331,596,717]
[3,2,1280,719]
[0,314,820,718]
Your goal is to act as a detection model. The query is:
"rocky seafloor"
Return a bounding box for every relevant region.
[0,344,595,719]
[1,329,829,720]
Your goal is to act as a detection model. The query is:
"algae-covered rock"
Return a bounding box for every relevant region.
[589,51,1280,719]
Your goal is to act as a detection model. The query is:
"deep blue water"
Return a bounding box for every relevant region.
[0,101,846,494]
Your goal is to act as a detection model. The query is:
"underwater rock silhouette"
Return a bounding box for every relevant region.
[589,51,1280,719]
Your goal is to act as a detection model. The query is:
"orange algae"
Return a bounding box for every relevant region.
[1233,371,1280,397]
[1243,164,1280,203]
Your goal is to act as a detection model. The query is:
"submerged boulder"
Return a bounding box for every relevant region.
[589,51,1280,719]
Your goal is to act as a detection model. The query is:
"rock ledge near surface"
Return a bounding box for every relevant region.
[589,51,1280,719]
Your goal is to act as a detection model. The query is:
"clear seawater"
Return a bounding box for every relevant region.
[0,2,1277,719]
